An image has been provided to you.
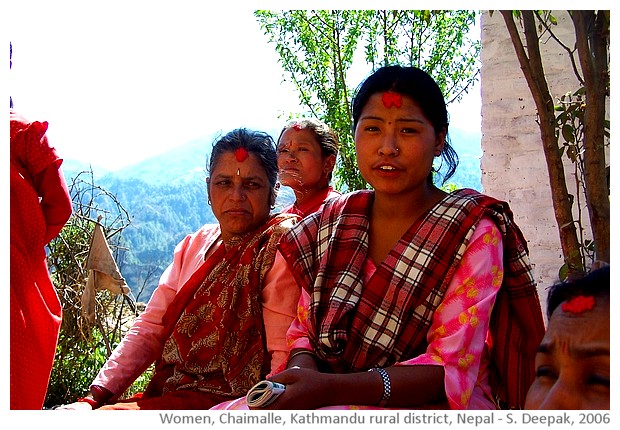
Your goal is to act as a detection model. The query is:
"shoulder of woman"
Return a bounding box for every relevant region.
[179,223,220,249]
[451,188,509,206]
[322,189,372,209]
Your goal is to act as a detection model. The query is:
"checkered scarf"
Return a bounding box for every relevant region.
[278,189,544,409]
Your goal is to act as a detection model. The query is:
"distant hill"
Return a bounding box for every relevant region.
[111,136,213,186]
[447,128,482,190]
[63,135,212,186]
[62,128,481,301]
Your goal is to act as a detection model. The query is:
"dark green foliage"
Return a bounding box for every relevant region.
[254,10,481,191]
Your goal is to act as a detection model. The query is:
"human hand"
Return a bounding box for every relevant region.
[253,367,329,410]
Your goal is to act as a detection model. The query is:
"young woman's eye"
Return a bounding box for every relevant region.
[401,127,417,134]
[364,126,380,132]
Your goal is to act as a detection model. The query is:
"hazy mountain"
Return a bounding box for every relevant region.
[62,128,481,301]
[446,128,482,190]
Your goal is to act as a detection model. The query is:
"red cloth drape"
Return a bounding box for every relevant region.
[10,111,72,409]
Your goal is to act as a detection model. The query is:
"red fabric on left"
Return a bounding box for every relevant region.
[10,111,73,409]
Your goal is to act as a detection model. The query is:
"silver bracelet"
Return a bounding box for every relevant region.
[286,349,316,367]
[368,367,391,407]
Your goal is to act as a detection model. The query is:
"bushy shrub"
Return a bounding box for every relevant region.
[44,170,152,408]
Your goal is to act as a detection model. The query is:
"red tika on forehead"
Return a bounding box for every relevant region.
[382,91,403,108]
[234,147,249,162]
[561,295,596,314]
[292,123,303,131]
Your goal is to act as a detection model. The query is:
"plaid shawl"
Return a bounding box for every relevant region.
[278,189,544,409]
[144,214,297,404]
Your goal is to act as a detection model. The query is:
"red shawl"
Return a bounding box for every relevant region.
[136,214,295,408]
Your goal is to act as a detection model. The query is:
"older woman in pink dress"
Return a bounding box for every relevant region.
[58,129,300,410]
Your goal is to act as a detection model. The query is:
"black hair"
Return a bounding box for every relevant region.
[351,65,459,184]
[207,128,279,203]
[546,265,610,319]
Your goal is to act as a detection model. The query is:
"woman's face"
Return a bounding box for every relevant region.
[277,127,335,195]
[354,92,444,196]
[524,296,610,410]
[208,151,272,242]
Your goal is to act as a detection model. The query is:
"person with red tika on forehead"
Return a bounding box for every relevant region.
[525,265,610,410]
[57,129,300,410]
[212,66,544,411]
[276,118,340,217]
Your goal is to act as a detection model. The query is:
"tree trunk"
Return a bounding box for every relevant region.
[500,10,584,276]
[570,10,610,263]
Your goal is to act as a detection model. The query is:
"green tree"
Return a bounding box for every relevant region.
[255,9,480,191]
[499,11,609,279]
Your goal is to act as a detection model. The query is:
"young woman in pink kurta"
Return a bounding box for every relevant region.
[286,218,502,409]
[212,66,544,411]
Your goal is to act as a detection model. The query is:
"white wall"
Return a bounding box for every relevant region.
[480,11,597,310]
